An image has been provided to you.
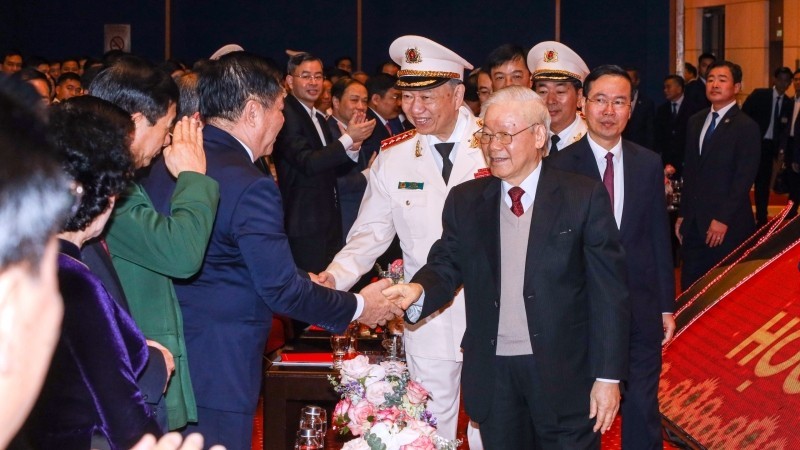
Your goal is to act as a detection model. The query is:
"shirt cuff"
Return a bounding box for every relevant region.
[352,293,365,322]
[596,378,620,383]
[405,291,425,322]
[339,134,356,156]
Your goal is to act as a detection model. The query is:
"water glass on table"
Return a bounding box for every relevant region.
[294,427,322,449]
[299,405,326,446]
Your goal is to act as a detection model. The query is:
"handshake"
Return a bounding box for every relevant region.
[311,271,424,328]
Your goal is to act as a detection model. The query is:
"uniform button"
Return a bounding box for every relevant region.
[406,200,410,205]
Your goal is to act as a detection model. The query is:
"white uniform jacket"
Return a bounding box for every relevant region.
[326,107,487,361]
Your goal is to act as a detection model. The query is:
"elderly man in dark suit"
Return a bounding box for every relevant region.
[384,86,629,448]
[272,52,375,274]
[142,51,401,450]
[741,66,794,227]
[677,61,761,290]
[550,65,675,450]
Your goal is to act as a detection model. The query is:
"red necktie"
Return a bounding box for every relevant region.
[603,152,614,210]
[385,122,393,136]
[509,186,525,217]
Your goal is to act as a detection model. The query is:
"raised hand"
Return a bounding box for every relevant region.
[163,116,206,177]
[356,279,403,327]
[346,110,376,144]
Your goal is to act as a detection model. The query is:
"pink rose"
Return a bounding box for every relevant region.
[333,398,352,426]
[366,380,394,405]
[341,355,372,382]
[374,407,402,426]
[401,435,436,450]
[405,379,430,405]
[347,400,375,436]
[406,419,436,436]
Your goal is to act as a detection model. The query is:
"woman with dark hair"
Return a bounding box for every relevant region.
[19,96,161,450]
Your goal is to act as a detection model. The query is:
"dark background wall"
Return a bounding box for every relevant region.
[1,0,670,102]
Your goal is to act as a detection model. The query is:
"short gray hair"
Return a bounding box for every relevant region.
[480,86,551,131]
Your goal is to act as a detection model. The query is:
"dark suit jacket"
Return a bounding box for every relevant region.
[622,92,655,149]
[684,79,710,115]
[326,115,370,240]
[654,98,691,174]
[741,88,794,154]
[272,94,356,267]
[82,240,167,409]
[549,137,675,341]
[680,105,761,245]
[143,125,358,414]
[410,164,630,422]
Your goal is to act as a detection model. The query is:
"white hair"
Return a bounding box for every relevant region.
[480,86,551,130]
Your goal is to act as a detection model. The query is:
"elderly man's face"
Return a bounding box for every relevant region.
[534,80,581,134]
[256,95,286,157]
[481,101,547,186]
[490,57,532,91]
[131,103,177,169]
[401,82,464,141]
[584,74,632,149]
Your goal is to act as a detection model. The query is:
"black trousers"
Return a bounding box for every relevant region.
[479,354,599,450]
[621,329,663,450]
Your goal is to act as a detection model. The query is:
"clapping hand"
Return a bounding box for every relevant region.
[346,110,376,144]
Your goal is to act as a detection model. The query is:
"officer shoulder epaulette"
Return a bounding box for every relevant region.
[380,129,417,151]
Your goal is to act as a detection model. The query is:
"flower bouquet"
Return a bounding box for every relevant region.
[329,355,460,450]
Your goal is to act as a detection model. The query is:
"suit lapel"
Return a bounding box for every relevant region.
[288,95,324,147]
[619,142,638,236]
[524,164,560,286]
[572,138,602,180]
[477,178,501,297]
[700,106,738,164]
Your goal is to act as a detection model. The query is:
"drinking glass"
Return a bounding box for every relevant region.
[330,334,348,370]
[294,427,322,449]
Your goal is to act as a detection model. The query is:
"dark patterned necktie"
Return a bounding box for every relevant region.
[603,152,614,210]
[509,186,525,217]
[701,111,719,154]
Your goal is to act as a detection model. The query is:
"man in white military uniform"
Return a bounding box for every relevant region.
[528,41,590,155]
[319,35,485,447]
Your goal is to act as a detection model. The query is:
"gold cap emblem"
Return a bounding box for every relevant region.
[405,47,422,64]
[543,50,558,63]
